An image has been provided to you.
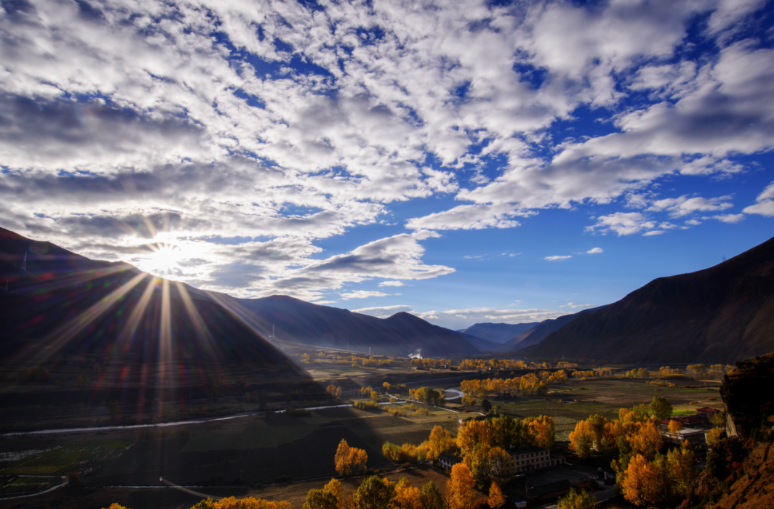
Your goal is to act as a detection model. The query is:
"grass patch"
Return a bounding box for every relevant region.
[2,439,129,475]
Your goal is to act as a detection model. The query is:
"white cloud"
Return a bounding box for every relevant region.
[352,305,413,319]
[545,255,572,261]
[379,281,405,287]
[586,247,603,254]
[643,230,665,236]
[648,195,733,217]
[743,181,774,216]
[714,213,745,223]
[561,302,595,309]
[586,212,656,236]
[412,307,571,330]
[406,204,529,231]
[340,290,392,300]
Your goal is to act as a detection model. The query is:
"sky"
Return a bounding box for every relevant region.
[1,0,774,330]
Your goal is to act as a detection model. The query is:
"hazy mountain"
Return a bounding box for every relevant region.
[223,294,481,358]
[459,332,503,352]
[0,227,298,373]
[498,308,605,351]
[524,235,774,363]
[459,322,539,344]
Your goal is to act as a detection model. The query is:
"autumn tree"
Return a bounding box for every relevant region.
[420,481,445,509]
[457,420,490,456]
[648,396,673,421]
[425,425,455,460]
[487,447,514,481]
[481,399,492,413]
[370,390,379,403]
[335,440,368,475]
[383,382,392,391]
[304,479,343,509]
[352,476,396,509]
[525,415,555,449]
[192,497,292,509]
[569,420,594,459]
[706,427,724,447]
[447,463,484,509]
[394,477,423,509]
[487,482,505,509]
[621,454,667,507]
[667,419,683,435]
[628,420,663,460]
[665,442,695,499]
[557,488,597,509]
[326,385,342,399]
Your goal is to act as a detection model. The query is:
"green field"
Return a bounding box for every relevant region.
[1,439,130,475]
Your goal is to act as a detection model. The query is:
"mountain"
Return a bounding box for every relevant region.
[221,294,480,358]
[498,308,605,351]
[0,227,298,373]
[524,236,774,363]
[459,322,539,344]
[460,332,503,352]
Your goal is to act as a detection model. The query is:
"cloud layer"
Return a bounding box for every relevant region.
[1,0,772,305]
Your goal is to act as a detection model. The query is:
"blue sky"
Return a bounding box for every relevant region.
[1,0,774,329]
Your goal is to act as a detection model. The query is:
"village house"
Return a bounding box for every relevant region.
[510,446,565,473]
[661,426,708,461]
[437,452,462,471]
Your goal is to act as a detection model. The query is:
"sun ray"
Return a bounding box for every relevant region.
[21,271,147,367]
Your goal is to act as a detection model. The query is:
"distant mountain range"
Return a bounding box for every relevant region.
[220,294,480,357]
[523,236,774,363]
[496,308,605,352]
[459,322,538,344]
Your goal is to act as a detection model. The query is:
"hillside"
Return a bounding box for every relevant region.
[224,295,480,358]
[498,311,596,351]
[459,322,538,344]
[0,227,299,373]
[524,236,774,363]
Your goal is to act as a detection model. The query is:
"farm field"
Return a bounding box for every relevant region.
[0,375,722,508]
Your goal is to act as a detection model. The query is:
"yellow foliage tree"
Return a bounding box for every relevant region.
[569,419,595,459]
[665,442,695,498]
[447,463,484,509]
[457,420,490,456]
[326,385,342,398]
[352,476,396,509]
[525,415,555,449]
[487,482,505,509]
[706,427,724,447]
[557,488,597,509]
[192,497,292,509]
[394,477,423,509]
[425,425,455,460]
[621,454,666,507]
[487,447,514,480]
[628,420,663,460]
[304,479,343,509]
[335,440,368,475]
[668,419,683,434]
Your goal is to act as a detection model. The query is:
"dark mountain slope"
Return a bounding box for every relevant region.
[0,227,297,373]
[228,295,480,358]
[460,322,538,344]
[525,236,774,363]
[460,332,503,352]
[498,307,605,351]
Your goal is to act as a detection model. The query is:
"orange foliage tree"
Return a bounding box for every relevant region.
[303,478,343,509]
[424,425,456,460]
[668,419,683,435]
[394,477,423,509]
[447,463,484,509]
[569,420,595,459]
[487,482,505,509]
[525,415,555,449]
[621,454,666,507]
[192,497,292,509]
[335,439,368,475]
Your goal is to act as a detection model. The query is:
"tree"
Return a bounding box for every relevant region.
[487,482,505,509]
[667,420,683,435]
[488,415,523,450]
[447,463,483,509]
[304,479,343,509]
[557,488,597,509]
[420,481,445,509]
[487,447,514,480]
[628,420,663,460]
[461,394,476,406]
[569,420,594,459]
[648,396,673,421]
[394,477,423,509]
[425,425,455,460]
[706,427,724,447]
[621,454,666,507]
[335,440,368,475]
[457,420,490,456]
[526,415,555,449]
[353,476,396,509]
[665,442,695,499]
[370,390,379,403]
[481,399,492,413]
[326,385,342,399]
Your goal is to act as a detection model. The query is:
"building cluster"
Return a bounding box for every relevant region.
[660,407,721,461]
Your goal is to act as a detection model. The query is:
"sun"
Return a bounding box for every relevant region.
[143,243,185,276]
